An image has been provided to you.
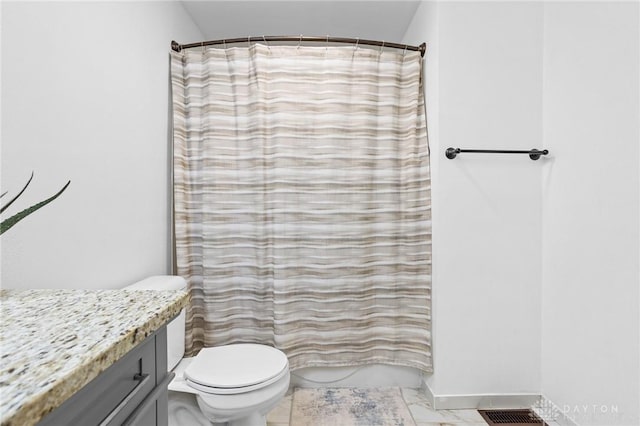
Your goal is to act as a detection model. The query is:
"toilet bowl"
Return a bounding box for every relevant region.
[126,276,290,426]
[175,344,290,426]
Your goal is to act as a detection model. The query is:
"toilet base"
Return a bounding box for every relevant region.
[193,370,289,426]
[168,391,268,426]
[211,413,265,426]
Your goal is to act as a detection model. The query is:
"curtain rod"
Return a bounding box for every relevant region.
[171,36,426,57]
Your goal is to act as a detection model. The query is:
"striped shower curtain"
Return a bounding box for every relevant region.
[171,44,432,372]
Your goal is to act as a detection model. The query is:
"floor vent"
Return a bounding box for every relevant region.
[478,409,547,425]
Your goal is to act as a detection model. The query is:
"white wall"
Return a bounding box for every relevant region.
[406,2,640,421]
[1,1,203,289]
[404,1,543,399]
[541,3,640,425]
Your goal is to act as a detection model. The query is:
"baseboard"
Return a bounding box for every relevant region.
[420,379,578,425]
[433,392,541,411]
[419,377,436,407]
[420,379,539,410]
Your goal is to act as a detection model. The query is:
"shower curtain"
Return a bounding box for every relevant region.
[171,43,432,372]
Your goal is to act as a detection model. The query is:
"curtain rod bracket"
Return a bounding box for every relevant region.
[171,40,182,52]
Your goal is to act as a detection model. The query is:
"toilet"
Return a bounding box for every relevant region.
[126,276,290,426]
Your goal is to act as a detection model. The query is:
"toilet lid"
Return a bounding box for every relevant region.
[184,344,289,390]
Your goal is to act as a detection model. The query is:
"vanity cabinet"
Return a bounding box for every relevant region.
[37,326,171,426]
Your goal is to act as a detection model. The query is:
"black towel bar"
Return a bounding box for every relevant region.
[445,148,549,161]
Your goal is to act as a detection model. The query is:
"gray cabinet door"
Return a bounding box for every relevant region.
[38,327,168,426]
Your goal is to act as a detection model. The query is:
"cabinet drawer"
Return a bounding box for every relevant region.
[38,334,157,426]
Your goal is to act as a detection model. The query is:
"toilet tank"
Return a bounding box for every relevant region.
[125,276,187,371]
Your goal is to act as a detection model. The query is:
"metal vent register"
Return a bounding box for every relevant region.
[478,409,547,425]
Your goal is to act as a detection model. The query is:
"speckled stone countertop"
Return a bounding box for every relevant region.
[0,289,189,426]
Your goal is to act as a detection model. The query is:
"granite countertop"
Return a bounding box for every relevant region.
[0,288,189,426]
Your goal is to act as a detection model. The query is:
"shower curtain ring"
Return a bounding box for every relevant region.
[262,35,271,53]
[223,39,227,49]
[297,34,302,50]
[379,41,385,54]
[201,41,205,54]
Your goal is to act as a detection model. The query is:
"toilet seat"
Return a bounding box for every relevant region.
[184,344,289,395]
[186,364,289,395]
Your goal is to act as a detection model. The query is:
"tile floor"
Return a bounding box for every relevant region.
[267,387,489,426]
[170,387,562,425]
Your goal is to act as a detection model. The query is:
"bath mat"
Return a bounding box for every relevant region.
[290,387,417,426]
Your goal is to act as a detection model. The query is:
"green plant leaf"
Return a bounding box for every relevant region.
[0,172,34,214]
[0,180,70,235]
